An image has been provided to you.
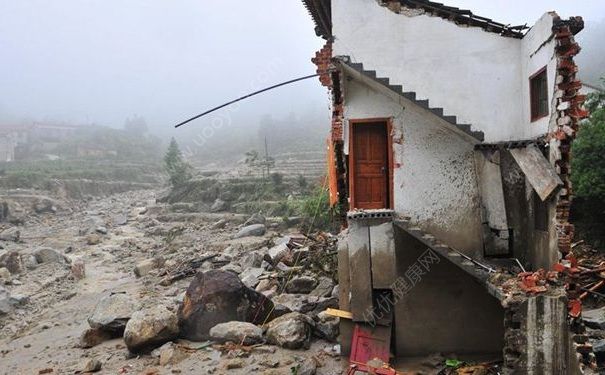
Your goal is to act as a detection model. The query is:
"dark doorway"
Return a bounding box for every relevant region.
[350,121,390,209]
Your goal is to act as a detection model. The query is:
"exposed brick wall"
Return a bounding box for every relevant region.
[312,42,348,213]
[550,16,589,256]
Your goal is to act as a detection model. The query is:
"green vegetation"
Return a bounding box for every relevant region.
[571,80,605,249]
[164,138,193,187]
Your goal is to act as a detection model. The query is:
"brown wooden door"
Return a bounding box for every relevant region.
[351,122,389,209]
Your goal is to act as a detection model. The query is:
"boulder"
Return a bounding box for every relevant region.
[156,341,187,366]
[123,305,179,353]
[243,213,266,226]
[272,294,337,315]
[0,227,20,242]
[209,321,263,345]
[34,247,67,264]
[584,308,605,330]
[286,276,318,294]
[265,312,314,349]
[178,270,276,341]
[22,254,38,270]
[88,293,140,333]
[79,327,114,348]
[234,224,266,239]
[0,287,12,315]
[33,197,58,214]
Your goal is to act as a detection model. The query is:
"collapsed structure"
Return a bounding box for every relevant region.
[303,0,590,373]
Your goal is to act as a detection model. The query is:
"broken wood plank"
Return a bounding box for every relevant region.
[509,145,562,201]
[325,308,353,320]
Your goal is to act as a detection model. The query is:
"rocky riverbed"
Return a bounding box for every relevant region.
[0,189,344,374]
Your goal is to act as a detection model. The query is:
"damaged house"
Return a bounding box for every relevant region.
[303,0,590,373]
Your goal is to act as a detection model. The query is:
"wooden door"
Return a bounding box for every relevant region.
[351,122,389,209]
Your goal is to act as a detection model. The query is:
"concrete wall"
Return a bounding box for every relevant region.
[332,0,558,142]
[393,227,504,356]
[344,78,483,255]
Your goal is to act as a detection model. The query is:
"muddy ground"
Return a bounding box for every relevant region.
[0,190,345,374]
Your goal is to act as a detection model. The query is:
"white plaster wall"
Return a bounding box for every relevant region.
[345,78,483,255]
[520,12,558,139]
[332,0,557,143]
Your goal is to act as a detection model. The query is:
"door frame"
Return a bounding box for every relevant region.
[348,118,394,210]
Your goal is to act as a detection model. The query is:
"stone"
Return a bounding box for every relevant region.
[81,358,102,373]
[294,357,317,375]
[225,359,245,370]
[271,294,337,315]
[178,270,277,341]
[313,311,339,341]
[79,327,114,348]
[239,251,263,269]
[593,339,605,354]
[86,234,102,245]
[0,287,13,315]
[34,247,67,264]
[309,277,335,297]
[113,214,128,226]
[157,342,187,366]
[0,267,10,282]
[210,199,227,213]
[211,219,227,229]
[331,284,339,299]
[22,254,38,270]
[123,305,179,353]
[71,259,86,280]
[134,257,164,277]
[88,293,140,333]
[239,267,263,288]
[209,321,263,345]
[33,198,57,214]
[95,226,108,235]
[265,312,314,349]
[0,251,23,274]
[0,227,20,242]
[244,213,266,226]
[234,224,266,239]
[583,308,605,330]
[286,276,318,294]
[267,243,290,264]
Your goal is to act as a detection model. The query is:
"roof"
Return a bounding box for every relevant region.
[302,0,528,40]
[302,0,332,40]
[336,56,485,142]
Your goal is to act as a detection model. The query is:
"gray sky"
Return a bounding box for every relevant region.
[0,0,603,134]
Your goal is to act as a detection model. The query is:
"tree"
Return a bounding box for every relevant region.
[164,138,192,187]
[572,82,605,201]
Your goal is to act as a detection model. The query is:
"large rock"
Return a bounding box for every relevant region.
[134,257,164,277]
[265,312,314,349]
[584,308,605,330]
[79,327,114,348]
[0,287,12,315]
[123,305,179,353]
[0,267,10,282]
[234,224,266,239]
[34,247,68,264]
[88,293,140,333]
[209,321,263,345]
[313,311,339,341]
[0,227,20,242]
[272,294,338,315]
[178,270,276,341]
[239,267,263,288]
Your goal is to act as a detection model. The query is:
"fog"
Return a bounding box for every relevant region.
[0,0,604,163]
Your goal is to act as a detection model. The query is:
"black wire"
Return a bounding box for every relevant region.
[174,73,321,128]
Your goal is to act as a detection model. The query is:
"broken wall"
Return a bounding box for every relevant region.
[392,225,504,356]
[344,78,483,255]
